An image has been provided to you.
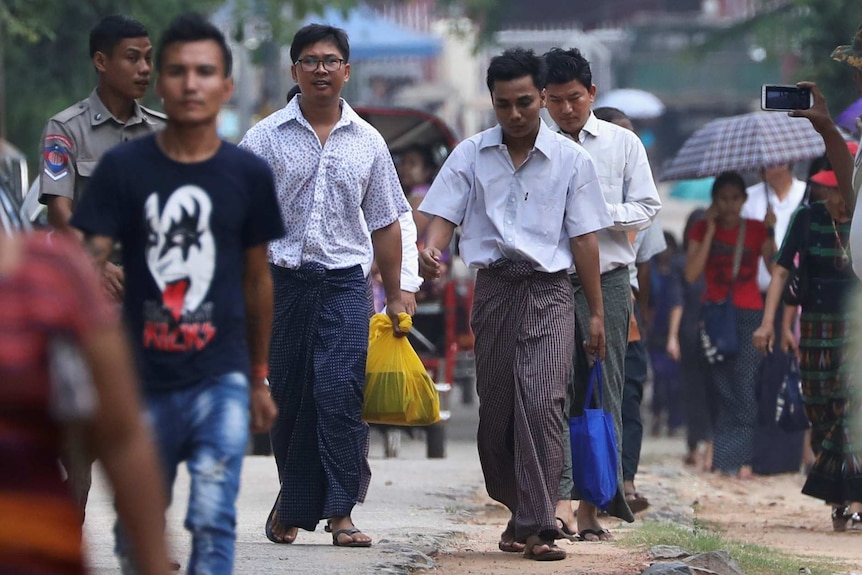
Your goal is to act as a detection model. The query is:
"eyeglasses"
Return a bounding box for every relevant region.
[295,56,345,73]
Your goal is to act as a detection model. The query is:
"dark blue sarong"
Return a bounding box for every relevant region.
[268,263,371,531]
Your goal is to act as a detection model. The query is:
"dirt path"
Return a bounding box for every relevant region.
[434,454,862,574]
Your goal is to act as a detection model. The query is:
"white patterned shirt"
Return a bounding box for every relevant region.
[239,97,410,274]
[419,122,612,273]
[565,113,661,274]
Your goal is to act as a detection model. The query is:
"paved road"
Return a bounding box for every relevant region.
[83,386,684,574]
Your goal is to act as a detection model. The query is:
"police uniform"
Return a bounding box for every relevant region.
[38,88,165,207]
[38,88,164,517]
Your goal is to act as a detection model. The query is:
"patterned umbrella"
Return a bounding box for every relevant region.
[660,111,825,181]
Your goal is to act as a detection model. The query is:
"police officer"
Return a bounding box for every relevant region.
[37,14,165,523]
[39,14,164,302]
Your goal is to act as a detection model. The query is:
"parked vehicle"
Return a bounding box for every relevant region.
[356,106,475,459]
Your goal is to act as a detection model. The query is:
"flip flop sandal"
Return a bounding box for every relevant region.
[555,517,581,541]
[498,539,526,552]
[331,527,373,547]
[625,492,651,514]
[578,528,612,542]
[264,498,295,544]
[523,535,566,561]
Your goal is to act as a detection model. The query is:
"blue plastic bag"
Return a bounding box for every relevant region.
[569,359,618,510]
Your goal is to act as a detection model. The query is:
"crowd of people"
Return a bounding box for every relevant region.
[3,10,862,575]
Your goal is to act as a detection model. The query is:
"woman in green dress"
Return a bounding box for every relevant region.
[753,168,861,530]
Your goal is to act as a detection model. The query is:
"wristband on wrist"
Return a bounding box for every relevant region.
[252,364,269,380]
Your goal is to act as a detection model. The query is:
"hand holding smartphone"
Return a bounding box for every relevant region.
[761,84,814,111]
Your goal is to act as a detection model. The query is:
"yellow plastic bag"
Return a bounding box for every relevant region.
[363,312,440,426]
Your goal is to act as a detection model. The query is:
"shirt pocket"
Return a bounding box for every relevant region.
[521,174,564,243]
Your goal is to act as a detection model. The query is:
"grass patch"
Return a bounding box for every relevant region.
[620,520,842,575]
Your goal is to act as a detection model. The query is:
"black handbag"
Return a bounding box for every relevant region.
[700,220,746,364]
[775,358,810,432]
[782,207,811,307]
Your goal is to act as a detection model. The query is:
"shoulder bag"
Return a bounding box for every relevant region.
[699,220,746,364]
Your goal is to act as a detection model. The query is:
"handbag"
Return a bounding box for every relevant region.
[700,220,746,364]
[775,357,810,432]
[568,359,618,510]
[782,207,811,306]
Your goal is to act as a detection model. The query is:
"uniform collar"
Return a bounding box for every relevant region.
[479,121,555,159]
[276,94,356,131]
[87,89,146,127]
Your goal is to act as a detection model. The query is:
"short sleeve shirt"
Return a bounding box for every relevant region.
[687,218,767,310]
[239,97,409,274]
[71,135,285,391]
[38,89,165,207]
[418,122,612,273]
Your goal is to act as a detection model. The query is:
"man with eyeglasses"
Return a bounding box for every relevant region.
[240,24,410,548]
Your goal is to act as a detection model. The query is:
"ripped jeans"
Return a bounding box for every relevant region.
[116,372,249,575]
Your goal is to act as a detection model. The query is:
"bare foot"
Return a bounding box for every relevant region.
[268,510,298,543]
[738,465,754,480]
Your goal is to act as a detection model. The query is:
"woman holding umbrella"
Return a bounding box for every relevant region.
[684,172,776,479]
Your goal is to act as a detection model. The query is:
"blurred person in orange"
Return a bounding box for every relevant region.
[0,232,169,575]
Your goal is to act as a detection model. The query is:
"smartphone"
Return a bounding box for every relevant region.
[761,84,813,111]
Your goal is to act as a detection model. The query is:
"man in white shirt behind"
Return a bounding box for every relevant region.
[543,47,662,541]
[742,164,805,294]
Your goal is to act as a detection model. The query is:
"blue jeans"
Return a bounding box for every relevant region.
[116,372,249,575]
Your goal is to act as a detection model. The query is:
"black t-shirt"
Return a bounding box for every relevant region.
[72,135,285,391]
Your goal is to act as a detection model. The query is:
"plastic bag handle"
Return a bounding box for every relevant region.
[584,358,604,409]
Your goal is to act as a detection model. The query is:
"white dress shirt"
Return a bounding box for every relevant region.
[418,122,612,273]
[565,113,662,274]
[629,223,667,290]
[742,178,806,291]
[398,211,422,292]
[239,97,410,274]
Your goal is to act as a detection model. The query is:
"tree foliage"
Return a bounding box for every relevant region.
[0,0,362,170]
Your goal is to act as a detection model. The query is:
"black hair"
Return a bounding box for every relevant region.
[156,13,232,77]
[89,14,148,58]
[593,106,629,124]
[401,145,435,170]
[710,171,747,200]
[682,208,707,251]
[290,24,350,64]
[662,230,679,252]
[485,48,547,94]
[543,47,592,88]
[286,84,301,102]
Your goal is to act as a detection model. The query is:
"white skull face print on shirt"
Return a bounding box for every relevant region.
[144,186,216,336]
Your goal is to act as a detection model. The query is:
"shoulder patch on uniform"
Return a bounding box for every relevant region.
[51,100,89,124]
[43,134,72,181]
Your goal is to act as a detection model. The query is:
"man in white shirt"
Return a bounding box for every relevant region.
[742,164,804,294]
[544,47,661,541]
[239,24,409,548]
[419,48,611,561]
